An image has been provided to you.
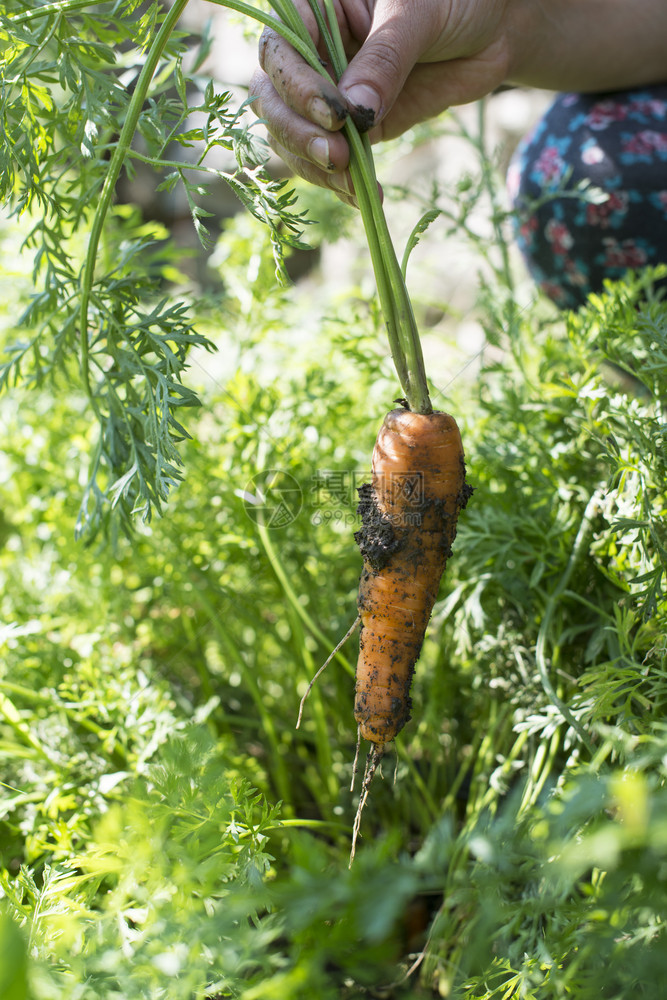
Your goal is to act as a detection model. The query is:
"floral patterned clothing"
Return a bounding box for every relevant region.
[508,87,667,308]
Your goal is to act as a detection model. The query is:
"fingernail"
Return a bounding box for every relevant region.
[330,171,355,198]
[308,136,334,170]
[309,96,336,131]
[342,84,382,131]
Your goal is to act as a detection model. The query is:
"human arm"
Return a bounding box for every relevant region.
[511,0,667,95]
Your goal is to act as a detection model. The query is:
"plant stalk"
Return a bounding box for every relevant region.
[304,0,432,413]
[79,0,191,401]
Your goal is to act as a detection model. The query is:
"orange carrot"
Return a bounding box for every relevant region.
[354,407,472,749]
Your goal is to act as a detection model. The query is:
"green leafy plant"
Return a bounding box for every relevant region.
[0,0,439,537]
[1,6,667,996]
[2,195,666,994]
[0,0,311,534]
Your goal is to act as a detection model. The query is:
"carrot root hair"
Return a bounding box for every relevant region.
[296,616,360,730]
[351,725,362,793]
[349,744,384,867]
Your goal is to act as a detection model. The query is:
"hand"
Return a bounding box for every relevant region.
[249,0,667,204]
[249,0,514,204]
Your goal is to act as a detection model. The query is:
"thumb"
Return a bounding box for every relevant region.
[338,0,446,129]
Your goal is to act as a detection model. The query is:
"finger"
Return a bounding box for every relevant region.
[267,134,358,208]
[368,45,510,142]
[258,27,348,132]
[249,67,351,173]
[337,0,452,131]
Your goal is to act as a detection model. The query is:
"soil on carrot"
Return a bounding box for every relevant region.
[355,480,473,575]
[459,464,475,509]
[354,482,402,573]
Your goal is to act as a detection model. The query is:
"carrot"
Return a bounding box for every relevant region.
[354,406,472,749]
[295,405,471,864]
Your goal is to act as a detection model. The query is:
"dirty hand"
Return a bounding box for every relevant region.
[248,0,513,204]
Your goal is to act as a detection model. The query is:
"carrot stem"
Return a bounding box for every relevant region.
[347,127,431,413]
[306,0,432,413]
[319,0,347,71]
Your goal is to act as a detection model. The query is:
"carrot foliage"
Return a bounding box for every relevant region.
[0,0,308,536]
